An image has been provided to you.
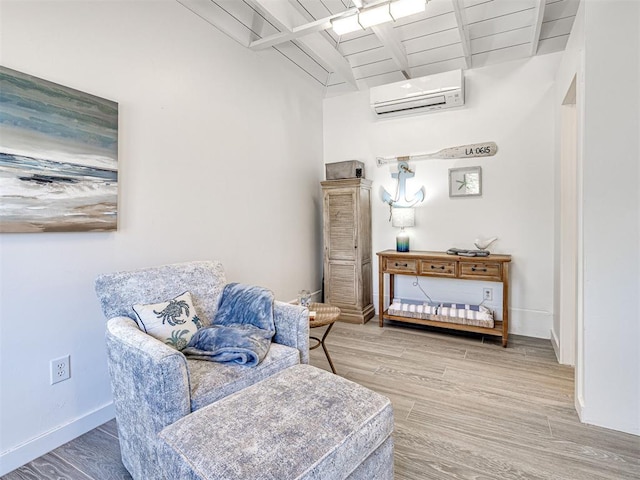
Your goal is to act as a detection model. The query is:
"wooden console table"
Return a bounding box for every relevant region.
[377,250,512,347]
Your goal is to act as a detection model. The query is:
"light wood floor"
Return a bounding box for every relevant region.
[4,319,639,479]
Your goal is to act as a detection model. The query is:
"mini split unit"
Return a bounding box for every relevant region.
[370,69,465,117]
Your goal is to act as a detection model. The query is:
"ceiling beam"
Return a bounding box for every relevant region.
[530,0,546,56]
[249,10,357,51]
[371,23,412,79]
[299,35,360,89]
[452,0,471,69]
[248,0,359,89]
[177,0,255,47]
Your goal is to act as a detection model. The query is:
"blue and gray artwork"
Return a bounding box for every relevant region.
[0,66,118,232]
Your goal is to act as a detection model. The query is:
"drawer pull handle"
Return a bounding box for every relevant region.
[395,262,408,267]
[430,265,445,270]
[471,267,488,272]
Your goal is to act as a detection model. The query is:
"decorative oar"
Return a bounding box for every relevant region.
[376,142,498,167]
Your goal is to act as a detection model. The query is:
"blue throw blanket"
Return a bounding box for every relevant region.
[182,283,275,366]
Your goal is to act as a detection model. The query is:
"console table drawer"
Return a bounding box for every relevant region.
[459,262,502,280]
[383,258,418,274]
[420,260,456,277]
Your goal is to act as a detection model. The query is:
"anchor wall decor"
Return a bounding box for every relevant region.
[382,161,425,208]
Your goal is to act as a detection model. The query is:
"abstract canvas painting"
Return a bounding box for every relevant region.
[0,66,118,233]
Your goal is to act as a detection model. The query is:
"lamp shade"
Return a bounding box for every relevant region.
[391,207,415,228]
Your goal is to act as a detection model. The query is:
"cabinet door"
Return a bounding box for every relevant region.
[362,260,372,308]
[326,261,357,307]
[325,190,356,261]
[359,187,372,264]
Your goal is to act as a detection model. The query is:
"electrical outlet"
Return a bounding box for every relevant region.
[483,288,493,302]
[50,355,70,385]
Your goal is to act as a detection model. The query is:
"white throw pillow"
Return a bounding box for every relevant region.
[133,291,203,350]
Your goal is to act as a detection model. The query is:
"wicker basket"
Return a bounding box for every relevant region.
[388,299,494,328]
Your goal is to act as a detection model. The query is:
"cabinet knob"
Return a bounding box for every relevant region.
[395,262,408,267]
[430,265,445,270]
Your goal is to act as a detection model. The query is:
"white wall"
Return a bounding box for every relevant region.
[551,0,585,367]
[324,54,561,338]
[554,0,639,436]
[579,0,639,436]
[0,0,324,473]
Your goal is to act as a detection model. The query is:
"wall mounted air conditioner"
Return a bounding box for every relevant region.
[370,69,464,117]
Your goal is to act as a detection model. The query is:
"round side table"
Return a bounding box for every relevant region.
[308,302,340,374]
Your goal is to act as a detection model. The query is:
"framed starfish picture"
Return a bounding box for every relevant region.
[449,166,482,197]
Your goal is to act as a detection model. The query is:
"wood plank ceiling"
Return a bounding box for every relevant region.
[177,0,579,96]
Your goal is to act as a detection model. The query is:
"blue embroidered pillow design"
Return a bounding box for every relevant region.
[133,291,202,350]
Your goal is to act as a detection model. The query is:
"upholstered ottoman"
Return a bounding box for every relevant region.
[158,364,394,480]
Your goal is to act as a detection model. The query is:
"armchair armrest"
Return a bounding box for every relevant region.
[105,317,191,479]
[272,301,309,364]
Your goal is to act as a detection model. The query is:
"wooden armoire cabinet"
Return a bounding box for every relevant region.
[321,178,375,324]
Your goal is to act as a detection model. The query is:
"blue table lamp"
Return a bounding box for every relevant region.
[392,207,415,252]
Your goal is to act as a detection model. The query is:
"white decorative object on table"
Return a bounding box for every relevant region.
[474,236,498,251]
[298,290,311,307]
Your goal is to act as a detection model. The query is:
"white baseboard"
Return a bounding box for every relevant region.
[575,393,584,422]
[550,328,560,360]
[0,402,115,476]
[576,399,640,436]
[506,308,551,339]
